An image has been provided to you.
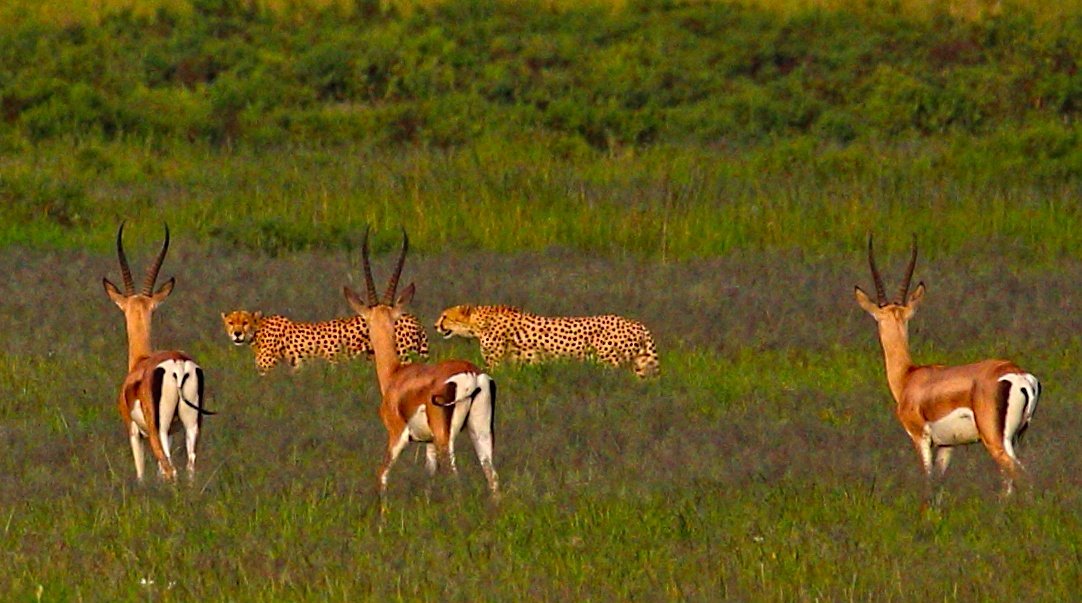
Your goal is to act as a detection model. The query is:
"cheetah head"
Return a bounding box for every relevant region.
[434,305,478,339]
[221,310,262,345]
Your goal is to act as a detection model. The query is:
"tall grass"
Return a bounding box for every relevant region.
[1,239,1078,599]
[8,0,1082,25]
[2,137,1078,262]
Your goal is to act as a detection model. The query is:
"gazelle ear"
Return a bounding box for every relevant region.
[906,282,926,310]
[103,278,126,307]
[396,282,415,307]
[152,277,175,302]
[854,286,881,316]
[343,286,367,314]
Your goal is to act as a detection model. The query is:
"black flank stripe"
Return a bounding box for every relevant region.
[489,379,497,441]
[995,379,1011,439]
[152,367,165,429]
[1017,386,1032,440]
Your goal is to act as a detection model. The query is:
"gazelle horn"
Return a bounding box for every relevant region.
[141,224,170,296]
[383,228,409,305]
[115,222,135,295]
[867,234,888,307]
[897,235,918,304]
[361,226,379,305]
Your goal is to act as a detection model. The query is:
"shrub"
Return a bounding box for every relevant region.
[0,172,90,228]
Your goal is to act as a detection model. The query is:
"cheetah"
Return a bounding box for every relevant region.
[221,310,428,375]
[434,304,659,378]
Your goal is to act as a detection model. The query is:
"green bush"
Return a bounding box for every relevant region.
[0,173,90,228]
[0,0,1080,152]
[209,217,354,256]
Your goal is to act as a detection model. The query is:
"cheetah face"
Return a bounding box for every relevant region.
[222,310,262,345]
[435,305,478,339]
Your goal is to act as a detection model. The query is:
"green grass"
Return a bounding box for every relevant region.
[1,0,1079,597]
[0,246,1078,600]
[2,138,1079,263]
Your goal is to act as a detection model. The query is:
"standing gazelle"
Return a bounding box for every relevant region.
[343,228,498,512]
[854,236,1040,497]
[102,223,214,482]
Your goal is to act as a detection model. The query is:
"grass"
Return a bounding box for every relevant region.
[1,1,1078,597]
[2,138,1079,263]
[0,244,1078,600]
[8,0,1082,25]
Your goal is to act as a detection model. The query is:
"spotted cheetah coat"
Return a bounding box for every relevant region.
[223,311,428,375]
[435,305,659,378]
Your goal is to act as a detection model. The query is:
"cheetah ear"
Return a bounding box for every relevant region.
[220,312,227,320]
[461,304,472,317]
[253,311,263,320]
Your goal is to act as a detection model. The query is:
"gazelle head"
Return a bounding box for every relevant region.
[854,235,925,341]
[343,227,415,326]
[102,222,175,324]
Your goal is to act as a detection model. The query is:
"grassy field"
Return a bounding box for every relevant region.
[1,0,1080,599]
[3,139,1080,263]
[0,241,1078,600]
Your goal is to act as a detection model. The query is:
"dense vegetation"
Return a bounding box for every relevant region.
[4,0,1081,149]
[1,1,1080,600]
[0,0,1079,256]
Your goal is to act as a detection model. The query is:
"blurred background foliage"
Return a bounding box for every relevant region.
[0,0,1078,258]
[1,0,1079,152]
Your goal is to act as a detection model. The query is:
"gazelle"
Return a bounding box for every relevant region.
[102,223,214,482]
[343,228,498,511]
[854,236,1040,496]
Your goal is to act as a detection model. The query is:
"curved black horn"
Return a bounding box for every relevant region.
[867,234,887,307]
[361,226,379,305]
[115,222,135,295]
[897,235,918,304]
[383,228,409,304]
[142,223,170,295]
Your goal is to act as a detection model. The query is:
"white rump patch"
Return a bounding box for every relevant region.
[998,373,1040,458]
[926,407,979,446]
[441,372,482,406]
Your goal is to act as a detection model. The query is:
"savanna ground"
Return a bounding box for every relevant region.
[0,239,1079,600]
[2,0,1082,600]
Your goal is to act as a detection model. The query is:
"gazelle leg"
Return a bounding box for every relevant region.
[987,444,1021,496]
[377,426,410,514]
[912,433,935,505]
[157,381,179,472]
[935,446,953,478]
[467,394,499,499]
[184,424,199,478]
[447,437,458,475]
[425,444,438,476]
[425,406,454,475]
[129,422,145,482]
[142,400,175,482]
[976,415,1022,496]
[178,366,203,479]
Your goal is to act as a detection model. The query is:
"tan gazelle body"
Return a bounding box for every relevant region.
[343,228,498,514]
[855,236,1040,496]
[102,223,214,481]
